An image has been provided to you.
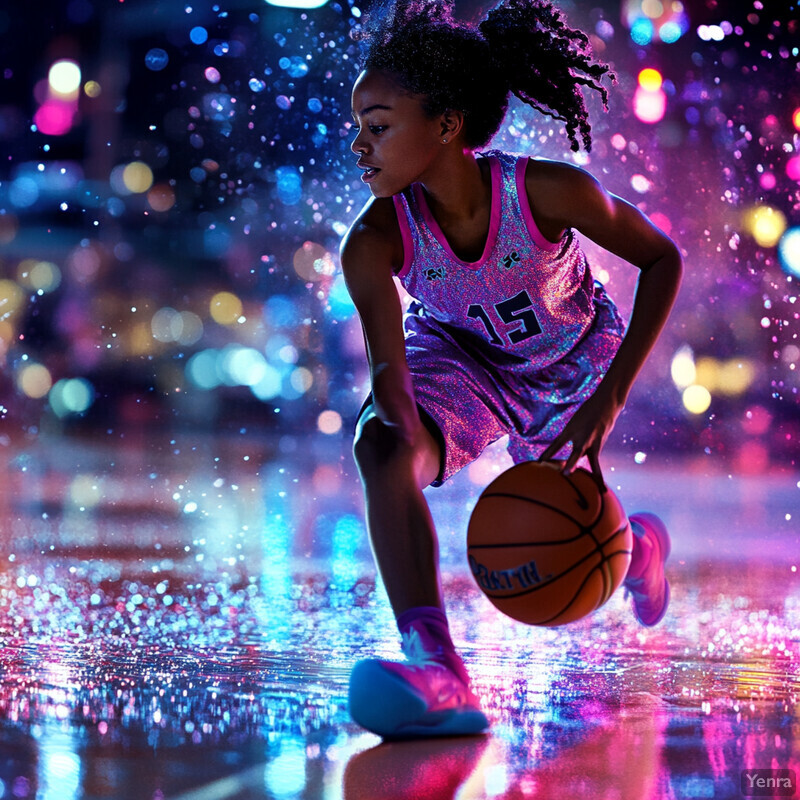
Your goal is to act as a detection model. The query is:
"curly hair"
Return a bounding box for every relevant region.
[352,0,614,152]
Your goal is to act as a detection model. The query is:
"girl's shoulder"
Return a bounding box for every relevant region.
[340,196,405,275]
[517,156,607,241]
[523,157,605,208]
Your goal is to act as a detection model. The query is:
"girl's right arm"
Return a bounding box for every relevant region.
[340,199,423,445]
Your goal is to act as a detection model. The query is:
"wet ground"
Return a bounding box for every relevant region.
[0,430,798,799]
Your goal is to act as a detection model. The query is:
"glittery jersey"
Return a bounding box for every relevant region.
[393,150,617,373]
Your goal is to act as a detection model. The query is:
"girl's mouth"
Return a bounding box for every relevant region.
[361,167,381,183]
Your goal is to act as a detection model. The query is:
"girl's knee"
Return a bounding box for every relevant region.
[353,413,442,490]
[353,414,398,473]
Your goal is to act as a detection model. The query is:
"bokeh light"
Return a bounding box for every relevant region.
[190,26,208,44]
[700,24,727,42]
[787,156,800,183]
[17,259,62,293]
[17,363,53,399]
[630,17,653,45]
[293,241,336,282]
[250,364,283,400]
[147,184,176,212]
[289,366,313,395]
[743,205,788,248]
[209,292,243,325]
[152,307,179,343]
[275,166,302,205]
[778,227,800,278]
[49,378,95,417]
[33,99,75,136]
[48,60,81,96]
[633,85,667,124]
[204,66,221,84]
[0,280,25,321]
[317,410,343,435]
[638,68,663,91]
[682,384,712,415]
[221,346,268,387]
[186,350,221,390]
[670,345,695,390]
[144,48,169,71]
[122,162,154,194]
[69,475,102,508]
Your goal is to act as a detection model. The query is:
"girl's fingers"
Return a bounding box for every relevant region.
[539,433,568,464]
[587,448,606,493]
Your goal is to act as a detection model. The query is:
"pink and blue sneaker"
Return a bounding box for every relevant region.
[624,512,671,627]
[348,626,489,739]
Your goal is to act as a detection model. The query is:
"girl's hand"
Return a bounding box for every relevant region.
[538,386,625,491]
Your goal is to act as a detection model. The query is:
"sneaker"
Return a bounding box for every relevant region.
[624,512,671,627]
[348,627,489,739]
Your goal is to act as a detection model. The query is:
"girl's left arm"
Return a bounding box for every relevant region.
[537,163,684,482]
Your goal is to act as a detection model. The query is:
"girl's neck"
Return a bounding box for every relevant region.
[420,150,490,223]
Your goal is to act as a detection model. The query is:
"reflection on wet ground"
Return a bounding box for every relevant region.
[0,432,799,799]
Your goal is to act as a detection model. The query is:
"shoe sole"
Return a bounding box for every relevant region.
[630,512,671,627]
[348,660,490,739]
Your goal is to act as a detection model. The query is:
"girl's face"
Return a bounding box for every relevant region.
[350,69,445,197]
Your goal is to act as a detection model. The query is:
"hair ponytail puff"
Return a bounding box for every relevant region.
[354,0,612,151]
[479,0,614,151]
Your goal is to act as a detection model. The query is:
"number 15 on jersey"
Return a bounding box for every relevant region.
[467,289,543,346]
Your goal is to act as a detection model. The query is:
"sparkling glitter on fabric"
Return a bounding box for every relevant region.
[392,150,626,483]
[394,150,622,372]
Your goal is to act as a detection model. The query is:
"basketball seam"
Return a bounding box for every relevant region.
[475,488,604,538]
[538,557,607,625]
[468,524,632,601]
[522,547,631,626]
[583,503,608,609]
[536,550,631,625]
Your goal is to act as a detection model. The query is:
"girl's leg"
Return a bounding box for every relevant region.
[352,405,443,616]
[349,405,488,737]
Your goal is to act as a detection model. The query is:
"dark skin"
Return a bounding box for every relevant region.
[341,68,683,615]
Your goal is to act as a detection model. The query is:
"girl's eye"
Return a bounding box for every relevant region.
[369,125,387,135]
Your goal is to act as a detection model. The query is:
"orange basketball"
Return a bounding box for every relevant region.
[467,461,632,626]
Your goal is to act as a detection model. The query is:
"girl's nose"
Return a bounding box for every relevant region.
[351,129,367,155]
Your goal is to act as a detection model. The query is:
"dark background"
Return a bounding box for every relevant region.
[0,0,798,473]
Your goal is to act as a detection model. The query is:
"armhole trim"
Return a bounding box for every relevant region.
[515,157,562,253]
[393,193,414,279]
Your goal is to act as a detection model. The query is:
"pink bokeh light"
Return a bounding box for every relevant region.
[786,155,800,182]
[33,98,76,136]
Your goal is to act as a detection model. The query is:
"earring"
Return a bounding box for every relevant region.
[442,138,448,144]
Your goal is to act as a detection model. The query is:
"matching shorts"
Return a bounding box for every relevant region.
[358,293,625,487]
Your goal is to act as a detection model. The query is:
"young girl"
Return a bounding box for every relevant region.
[340,0,683,739]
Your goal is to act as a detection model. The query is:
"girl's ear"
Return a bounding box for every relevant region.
[439,109,466,142]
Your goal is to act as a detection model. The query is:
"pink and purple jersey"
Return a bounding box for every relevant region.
[392,150,620,373]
